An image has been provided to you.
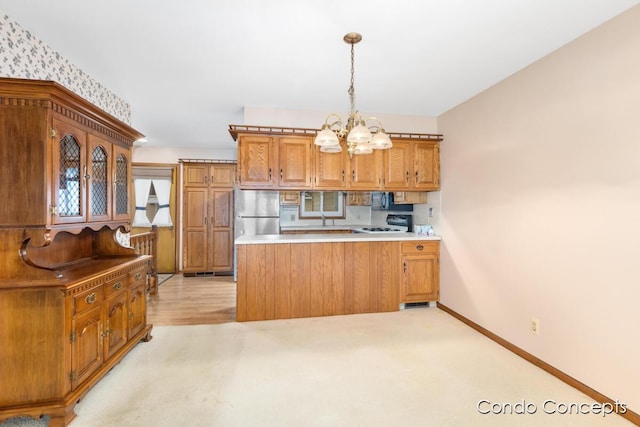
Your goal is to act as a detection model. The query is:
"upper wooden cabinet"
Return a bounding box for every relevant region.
[314,148,348,189]
[230,125,441,192]
[0,78,143,240]
[236,135,278,188]
[184,163,235,187]
[278,136,313,188]
[383,139,440,191]
[413,141,440,189]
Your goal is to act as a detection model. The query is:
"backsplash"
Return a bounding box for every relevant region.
[0,13,131,123]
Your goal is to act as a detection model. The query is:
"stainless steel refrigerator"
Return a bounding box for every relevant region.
[234,189,280,280]
[234,189,280,236]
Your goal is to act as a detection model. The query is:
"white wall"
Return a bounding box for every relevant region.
[132,145,236,163]
[438,5,640,412]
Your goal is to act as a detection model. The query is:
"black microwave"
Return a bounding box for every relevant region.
[371,192,414,212]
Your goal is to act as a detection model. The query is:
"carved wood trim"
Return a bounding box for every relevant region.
[228,124,444,142]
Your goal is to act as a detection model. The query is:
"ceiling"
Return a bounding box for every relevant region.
[1,1,638,151]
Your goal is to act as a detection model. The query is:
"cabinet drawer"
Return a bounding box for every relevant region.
[129,266,147,289]
[105,275,128,298]
[73,285,104,315]
[401,241,439,255]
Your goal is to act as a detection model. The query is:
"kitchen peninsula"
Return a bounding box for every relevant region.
[235,233,440,321]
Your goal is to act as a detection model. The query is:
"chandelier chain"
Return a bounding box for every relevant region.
[349,42,355,115]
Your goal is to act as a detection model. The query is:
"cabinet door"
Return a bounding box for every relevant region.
[87,136,112,222]
[183,187,208,272]
[112,145,131,221]
[104,292,128,361]
[279,191,300,205]
[210,164,235,187]
[314,148,347,189]
[128,282,147,338]
[237,136,277,188]
[209,189,233,271]
[52,118,86,224]
[383,141,412,189]
[413,142,440,190]
[348,150,382,190]
[183,164,209,187]
[401,253,439,302]
[278,136,312,188]
[71,306,103,390]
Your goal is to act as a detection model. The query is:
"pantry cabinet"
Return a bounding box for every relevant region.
[0,77,151,426]
[182,162,235,274]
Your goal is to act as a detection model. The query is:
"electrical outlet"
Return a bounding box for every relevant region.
[290,214,295,221]
[530,317,540,335]
[428,207,433,217]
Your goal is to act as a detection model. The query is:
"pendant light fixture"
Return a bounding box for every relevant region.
[314,32,392,158]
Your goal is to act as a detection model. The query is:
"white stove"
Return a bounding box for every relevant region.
[353,226,407,234]
[353,214,412,234]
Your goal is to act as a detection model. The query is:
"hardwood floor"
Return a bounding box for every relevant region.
[147,274,236,326]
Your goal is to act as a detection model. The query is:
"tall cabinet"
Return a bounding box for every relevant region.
[182,161,235,275]
[0,78,151,426]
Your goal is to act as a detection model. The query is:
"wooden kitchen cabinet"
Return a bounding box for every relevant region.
[184,163,235,187]
[348,149,383,190]
[278,136,313,188]
[237,135,277,188]
[383,139,440,191]
[230,125,442,192]
[347,192,372,206]
[182,162,235,274]
[0,78,151,426]
[279,191,300,205]
[413,142,440,190]
[314,147,347,189]
[400,241,440,302]
[393,192,427,204]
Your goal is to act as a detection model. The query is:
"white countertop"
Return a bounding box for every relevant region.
[235,233,441,244]
[280,225,368,232]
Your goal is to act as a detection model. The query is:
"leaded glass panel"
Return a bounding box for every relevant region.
[58,135,81,217]
[115,153,128,215]
[91,146,108,216]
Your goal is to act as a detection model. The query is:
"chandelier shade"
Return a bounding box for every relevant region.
[314,32,392,158]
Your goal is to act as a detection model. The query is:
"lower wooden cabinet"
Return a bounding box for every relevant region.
[236,239,438,321]
[400,241,440,302]
[0,258,152,426]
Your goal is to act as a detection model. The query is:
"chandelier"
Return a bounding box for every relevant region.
[314,32,392,158]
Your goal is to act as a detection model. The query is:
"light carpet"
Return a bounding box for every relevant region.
[4,307,635,426]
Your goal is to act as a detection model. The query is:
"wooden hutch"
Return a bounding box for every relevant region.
[0,78,152,426]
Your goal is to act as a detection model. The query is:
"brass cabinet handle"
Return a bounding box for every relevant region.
[82,165,90,187]
[342,170,345,182]
[280,168,283,179]
[113,281,123,290]
[403,261,407,273]
[129,311,135,319]
[135,272,142,280]
[268,168,272,181]
[416,245,424,251]
[85,293,97,304]
[352,170,355,181]
[415,171,419,183]
[406,171,409,183]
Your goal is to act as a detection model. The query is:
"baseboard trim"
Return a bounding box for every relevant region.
[437,302,639,426]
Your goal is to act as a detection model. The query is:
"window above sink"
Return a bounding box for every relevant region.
[299,191,345,219]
